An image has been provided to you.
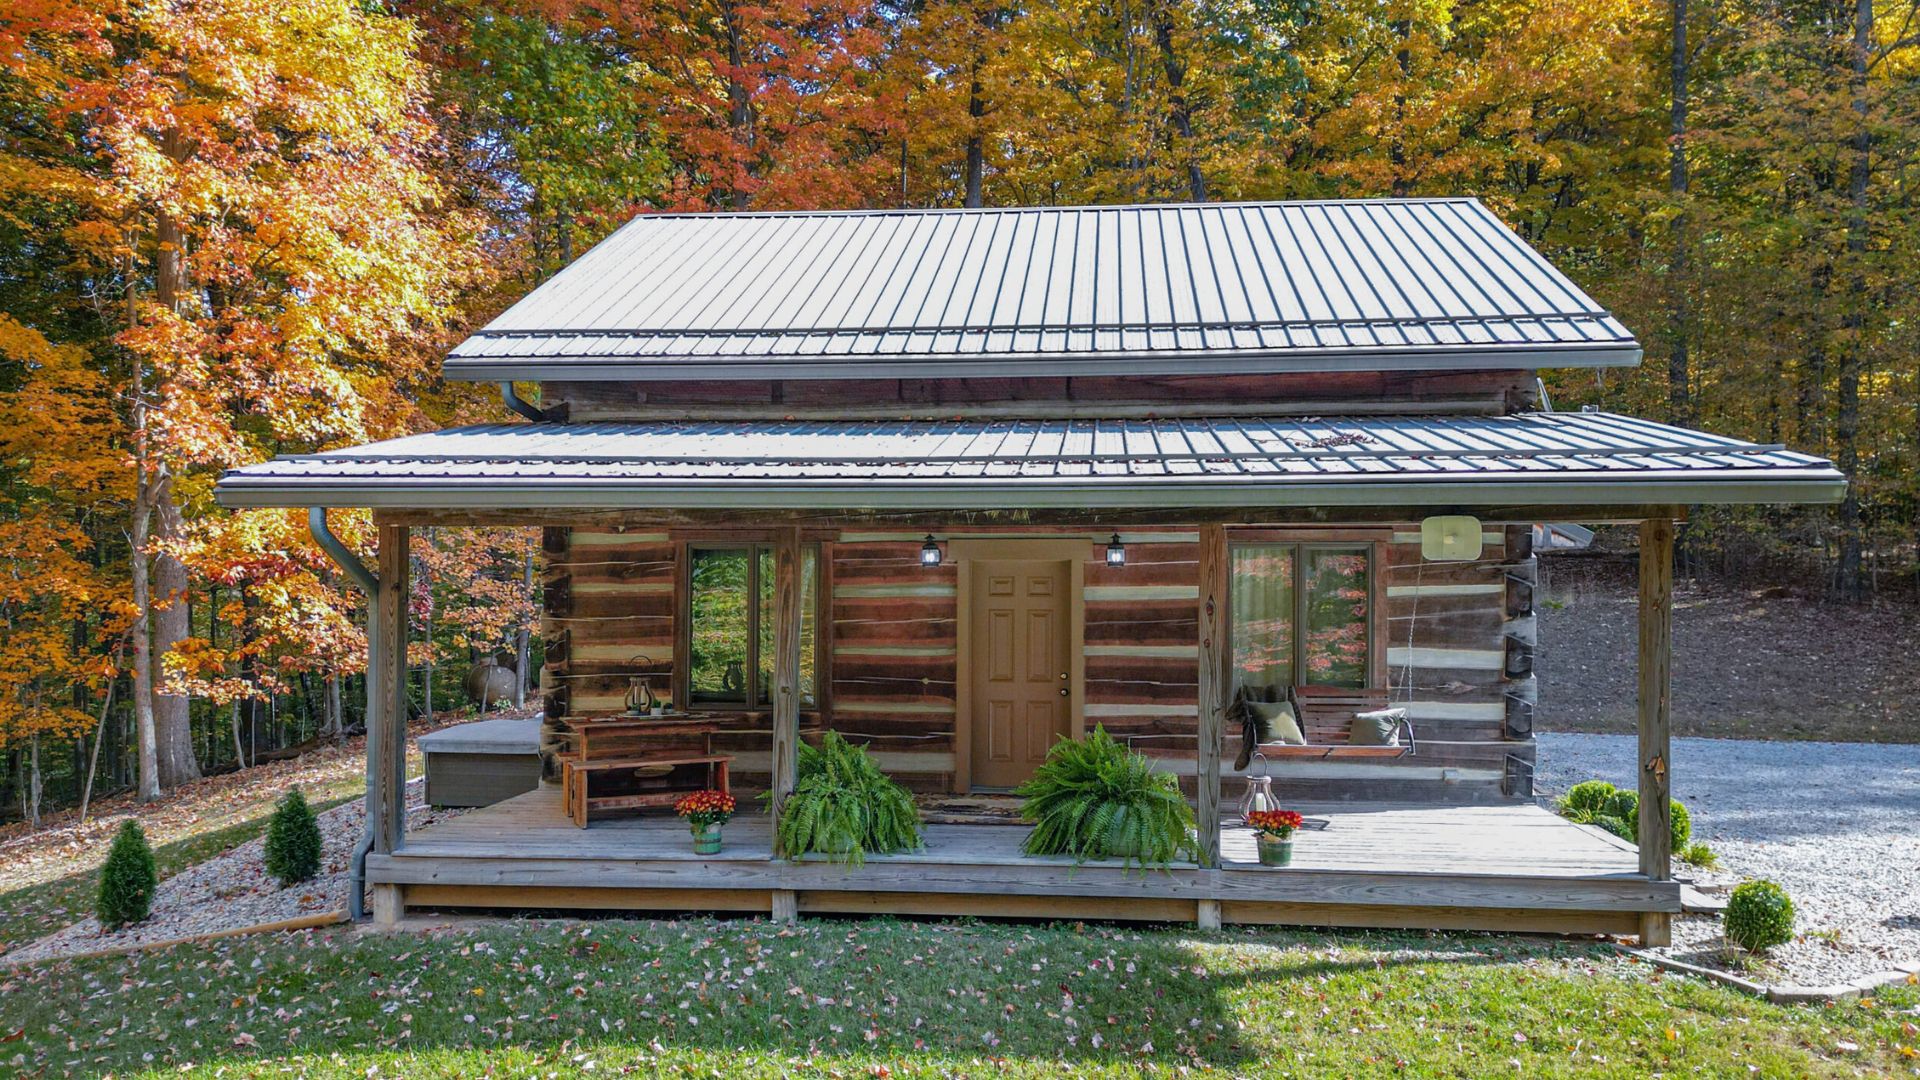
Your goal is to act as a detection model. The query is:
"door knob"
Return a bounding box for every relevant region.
[1058,688,1069,697]
[1059,672,1068,679]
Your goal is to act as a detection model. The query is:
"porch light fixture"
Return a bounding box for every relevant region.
[920,534,943,567]
[1105,533,1127,567]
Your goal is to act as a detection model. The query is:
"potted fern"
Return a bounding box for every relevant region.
[773,731,922,866]
[1015,726,1198,869]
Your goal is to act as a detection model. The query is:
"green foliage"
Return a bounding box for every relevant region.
[1567,786,1694,854]
[773,732,921,866]
[1725,880,1796,953]
[1558,780,1617,821]
[1591,814,1637,843]
[264,789,323,886]
[1680,841,1720,870]
[95,820,157,931]
[1015,726,1197,869]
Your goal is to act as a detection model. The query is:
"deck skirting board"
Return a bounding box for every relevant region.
[369,854,1679,914]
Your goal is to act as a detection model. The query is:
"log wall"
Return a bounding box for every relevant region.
[541,523,1536,802]
[541,371,1538,421]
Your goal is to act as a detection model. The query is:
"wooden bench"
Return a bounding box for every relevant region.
[1251,687,1415,759]
[558,715,733,827]
[561,753,733,826]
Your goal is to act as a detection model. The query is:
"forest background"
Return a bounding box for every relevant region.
[0,0,1915,820]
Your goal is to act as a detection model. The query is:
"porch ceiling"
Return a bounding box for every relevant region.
[214,411,1845,511]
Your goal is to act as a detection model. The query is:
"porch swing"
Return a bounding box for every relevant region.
[1226,520,1473,771]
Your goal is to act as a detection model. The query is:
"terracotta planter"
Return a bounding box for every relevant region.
[692,823,723,855]
[1256,834,1293,867]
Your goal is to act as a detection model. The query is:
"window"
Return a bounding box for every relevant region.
[687,545,819,707]
[1228,543,1372,698]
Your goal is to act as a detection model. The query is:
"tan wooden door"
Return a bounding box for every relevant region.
[968,559,1071,788]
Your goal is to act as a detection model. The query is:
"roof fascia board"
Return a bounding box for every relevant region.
[440,344,1643,382]
[215,473,1845,511]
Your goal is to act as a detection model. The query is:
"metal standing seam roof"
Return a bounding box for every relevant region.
[214,412,1845,511]
[444,200,1642,382]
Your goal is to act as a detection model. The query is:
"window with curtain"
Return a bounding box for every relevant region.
[1228,544,1372,698]
[687,545,818,707]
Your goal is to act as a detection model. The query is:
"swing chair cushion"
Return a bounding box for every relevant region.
[1252,688,1416,758]
[1348,707,1407,747]
[1247,699,1307,746]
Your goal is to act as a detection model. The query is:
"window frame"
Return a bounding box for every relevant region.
[1226,539,1382,695]
[681,541,824,711]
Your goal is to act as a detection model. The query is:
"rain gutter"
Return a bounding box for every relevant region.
[306,507,379,922]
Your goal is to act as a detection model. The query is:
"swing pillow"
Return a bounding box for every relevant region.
[1248,700,1306,746]
[1349,707,1406,747]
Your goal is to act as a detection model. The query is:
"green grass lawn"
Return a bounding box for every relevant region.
[3,917,1915,1078]
[0,790,360,954]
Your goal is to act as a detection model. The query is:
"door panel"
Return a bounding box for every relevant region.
[970,558,1071,788]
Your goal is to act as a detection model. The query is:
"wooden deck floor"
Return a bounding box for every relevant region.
[370,785,1670,934]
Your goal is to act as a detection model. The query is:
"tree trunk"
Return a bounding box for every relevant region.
[325,674,343,740]
[1667,0,1691,425]
[27,732,42,828]
[723,0,753,210]
[420,533,435,723]
[1153,7,1206,202]
[130,439,162,799]
[964,63,986,208]
[1390,19,1411,197]
[152,485,201,786]
[1833,0,1870,599]
[79,669,117,823]
[514,546,533,708]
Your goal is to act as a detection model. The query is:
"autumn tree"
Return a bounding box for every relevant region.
[1,0,482,800]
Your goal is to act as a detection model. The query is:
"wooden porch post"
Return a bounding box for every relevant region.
[770,526,802,863]
[1196,524,1227,869]
[372,524,409,857]
[1637,516,1674,946]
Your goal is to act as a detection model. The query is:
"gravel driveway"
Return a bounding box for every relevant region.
[1537,732,1920,985]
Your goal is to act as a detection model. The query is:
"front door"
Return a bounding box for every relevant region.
[968,558,1071,788]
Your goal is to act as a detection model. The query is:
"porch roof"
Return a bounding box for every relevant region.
[444,200,1640,381]
[214,411,1845,511]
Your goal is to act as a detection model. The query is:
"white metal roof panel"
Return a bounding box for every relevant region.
[216,412,1842,511]
[444,200,1640,381]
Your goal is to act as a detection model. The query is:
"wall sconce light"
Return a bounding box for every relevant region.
[920,534,943,567]
[1105,532,1127,567]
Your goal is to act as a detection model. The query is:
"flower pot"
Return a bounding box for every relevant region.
[692,823,723,855]
[1256,835,1293,867]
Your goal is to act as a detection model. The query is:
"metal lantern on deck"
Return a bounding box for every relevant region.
[1238,752,1277,824]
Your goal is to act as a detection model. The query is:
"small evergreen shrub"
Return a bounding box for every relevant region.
[1592,814,1636,843]
[1724,879,1795,952]
[1558,780,1617,822]
[96,820,158,930]
[1669,799,1692,849]
[264,789,324,885]
[1679,841,1719,869]
[1016,726,1197,869]
[1606,789,1639,824]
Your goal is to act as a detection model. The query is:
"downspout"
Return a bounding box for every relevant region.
[308,507,379,921]
[500,382,543,422]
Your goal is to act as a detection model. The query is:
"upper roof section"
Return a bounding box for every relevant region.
[445,200,1641,382]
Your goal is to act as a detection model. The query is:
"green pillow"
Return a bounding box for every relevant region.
[1349,707,1405,747]
[1248,700,1305,746]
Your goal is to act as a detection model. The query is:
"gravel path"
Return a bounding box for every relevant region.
[1537,732,1920,986]
[3,781,459,966]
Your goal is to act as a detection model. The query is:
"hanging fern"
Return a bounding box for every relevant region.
[1015,726,1197,869]
[772,731,922,866]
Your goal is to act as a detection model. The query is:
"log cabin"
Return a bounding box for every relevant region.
[216,200,1844,940]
